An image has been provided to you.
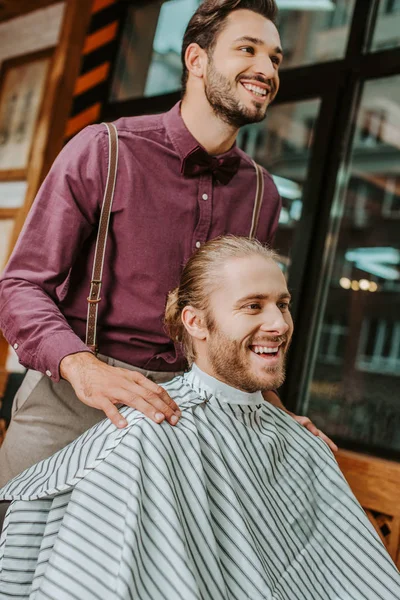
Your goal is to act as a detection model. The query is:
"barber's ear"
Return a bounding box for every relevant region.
[185,43,207,80]
[181,306,208,341]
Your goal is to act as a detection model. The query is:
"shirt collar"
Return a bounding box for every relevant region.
[185,363,264,406]
[163,101,241,169]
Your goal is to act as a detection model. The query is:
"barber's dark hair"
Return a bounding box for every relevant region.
[164,235,278,365]
[181,0,278,96]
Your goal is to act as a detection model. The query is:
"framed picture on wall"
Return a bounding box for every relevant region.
[0,180,27,271]
[0,217,15,271]
[0,48,53,181]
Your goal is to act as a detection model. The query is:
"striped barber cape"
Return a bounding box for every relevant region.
[0,364,399,600]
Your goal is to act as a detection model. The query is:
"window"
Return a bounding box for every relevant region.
[110,0,356,101]
[306,76,400,453]
[238,99,321,276]
[371,0,400,51]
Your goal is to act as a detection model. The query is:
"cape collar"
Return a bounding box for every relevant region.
[185,363,264,406]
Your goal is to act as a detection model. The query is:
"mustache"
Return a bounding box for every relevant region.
[237,74,276,94]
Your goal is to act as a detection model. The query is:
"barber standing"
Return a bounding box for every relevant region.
[0,0,335,487]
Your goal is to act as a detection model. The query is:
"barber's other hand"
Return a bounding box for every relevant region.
[288,414,338,453]
[263,390,338,453]
[60,352,181,429]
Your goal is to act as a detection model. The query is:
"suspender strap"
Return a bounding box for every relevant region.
[249,160,264,239]
[85,122,119,353]
[85,140,261,351]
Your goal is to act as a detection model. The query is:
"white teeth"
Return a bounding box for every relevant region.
[253,345,279,354]
[242,83,267,97]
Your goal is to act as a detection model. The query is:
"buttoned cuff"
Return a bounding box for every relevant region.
[34,331,94,382]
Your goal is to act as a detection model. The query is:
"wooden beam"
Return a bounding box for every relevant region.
[337,449,400,517]
[8,0,94,252]
[0,0,62,24]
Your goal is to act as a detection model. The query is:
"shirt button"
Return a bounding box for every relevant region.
[195,241,201,249]
[45,370,52,377]
[202,193,208,200]
[13,343,19,350]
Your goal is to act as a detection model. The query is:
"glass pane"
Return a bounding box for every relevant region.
[371,0,400,52]
[306,75,400,453]
[277,0,355,68]
[238,99,320,276]
[111,0,200,101]
[111,0,356,101]
[0,181,27,209]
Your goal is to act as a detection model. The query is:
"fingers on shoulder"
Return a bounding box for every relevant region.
[102,400,127,428]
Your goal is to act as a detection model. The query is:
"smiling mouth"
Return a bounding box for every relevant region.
[240,82,269,100]
[249,344,282,361]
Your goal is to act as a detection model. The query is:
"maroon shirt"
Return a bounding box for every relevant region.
[0,103,281,380]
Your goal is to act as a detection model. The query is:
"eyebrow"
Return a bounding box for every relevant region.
[235,292,292,305]
[233,36,284,57]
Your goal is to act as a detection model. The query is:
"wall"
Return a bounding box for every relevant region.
[0,3,65,66]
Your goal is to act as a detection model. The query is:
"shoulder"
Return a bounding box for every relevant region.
[110,112,167,147]
[266,403,336,460]
[161,374,200,404]
[66,112,166,152]
[236,148,279,200]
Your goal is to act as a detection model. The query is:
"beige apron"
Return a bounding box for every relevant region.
[0,355,180,487]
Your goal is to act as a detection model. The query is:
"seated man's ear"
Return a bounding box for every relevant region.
[182,306,208,341]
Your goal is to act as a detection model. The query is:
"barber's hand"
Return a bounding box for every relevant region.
[263,390,338,453]
[60,352,181,429]
[288,413,338,453]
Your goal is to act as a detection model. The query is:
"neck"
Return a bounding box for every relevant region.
[181,91,239,155]
[191,363,265,404]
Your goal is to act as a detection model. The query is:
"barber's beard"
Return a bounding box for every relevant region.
[204,59,268,128]
[206,322,287,393]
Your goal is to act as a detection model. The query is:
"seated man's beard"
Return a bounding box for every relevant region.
[204,61,268,129]
[206,325,287,393]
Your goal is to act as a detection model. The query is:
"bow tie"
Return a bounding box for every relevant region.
[182,146,241,185]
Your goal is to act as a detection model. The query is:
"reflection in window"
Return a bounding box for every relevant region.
[371,0,400,51]
[110,0,356,102]
[357,319,400,375]
[277,0,355,68]
[306,76,400,453]
[319,317,349,365]
[111,0,200,101]
[238,99,320,276]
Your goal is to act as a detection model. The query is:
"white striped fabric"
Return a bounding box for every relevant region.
[0,365,399,600]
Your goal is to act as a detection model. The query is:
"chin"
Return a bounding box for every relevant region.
[247,106,268,124]
[256,366,286,390]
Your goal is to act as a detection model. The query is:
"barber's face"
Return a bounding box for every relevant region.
[205,255,293,392]
[204,10,282,128]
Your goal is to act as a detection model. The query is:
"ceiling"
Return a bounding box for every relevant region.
[0,0,62,23]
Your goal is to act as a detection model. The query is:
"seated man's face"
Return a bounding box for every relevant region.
[204,255,293,392]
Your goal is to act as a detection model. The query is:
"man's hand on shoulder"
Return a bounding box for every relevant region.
[60,352,181,429]
[263,390,338,453]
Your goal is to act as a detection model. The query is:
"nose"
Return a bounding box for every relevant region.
[259,306,290,336]
[254,54,276,80]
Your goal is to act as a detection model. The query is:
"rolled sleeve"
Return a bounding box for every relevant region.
[36,332,93,382]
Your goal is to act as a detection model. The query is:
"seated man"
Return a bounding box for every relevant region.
[0,236,399,600]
